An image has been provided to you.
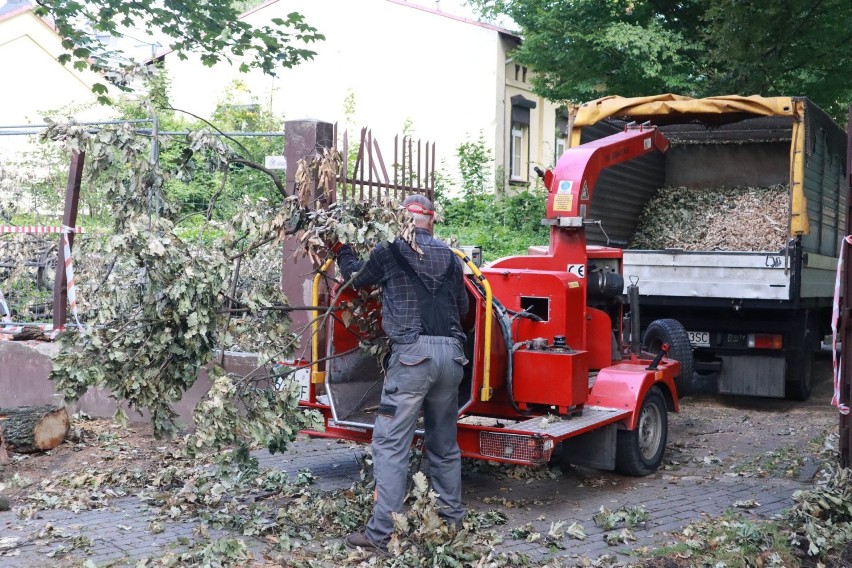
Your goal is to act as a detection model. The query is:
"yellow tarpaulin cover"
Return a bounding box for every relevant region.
[571,94,808,236]
[573,93,795,126]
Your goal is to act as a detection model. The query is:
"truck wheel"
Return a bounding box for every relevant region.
[615,386,668,477]
[785,329,814,401]
[643,318,694,397]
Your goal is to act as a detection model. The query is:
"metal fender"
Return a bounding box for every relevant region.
[587,363,680,430]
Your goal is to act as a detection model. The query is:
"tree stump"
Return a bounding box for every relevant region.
[0,405,69,453]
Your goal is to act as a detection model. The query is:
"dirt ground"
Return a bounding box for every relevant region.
[0,350,847,567]
[664,352,838,480]
[0,416,177,506]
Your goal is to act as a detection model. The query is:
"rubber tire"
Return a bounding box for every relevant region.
[615,386,668,477]
[643,318,694,398]
[785,329,814,401]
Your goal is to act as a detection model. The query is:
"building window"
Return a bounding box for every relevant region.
[554,137,566,163]
[522,67,527,83]
[511,123,525,180]
[514,64,520,81]
[509,95,537,182]
[555,106,570,164]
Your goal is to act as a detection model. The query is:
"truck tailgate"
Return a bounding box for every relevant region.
[622,250,791,300]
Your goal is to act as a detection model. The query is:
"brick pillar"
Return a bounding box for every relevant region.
[280,120,335,361]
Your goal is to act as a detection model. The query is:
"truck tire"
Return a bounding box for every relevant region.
[785,329,814,401]
[643,318,694,397]
[615,386,667,477]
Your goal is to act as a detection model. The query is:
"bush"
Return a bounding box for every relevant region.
[436,189,549,262]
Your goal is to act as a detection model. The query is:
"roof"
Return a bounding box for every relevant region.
[384,0,519,38]
[154,0,520,60]
[0,0,33,22]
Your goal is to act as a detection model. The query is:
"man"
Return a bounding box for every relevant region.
[332,194,469,554]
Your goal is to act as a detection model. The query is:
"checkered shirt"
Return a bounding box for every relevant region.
[336,228,469,344]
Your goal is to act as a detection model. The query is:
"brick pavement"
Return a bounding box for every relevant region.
[0,431,811,567]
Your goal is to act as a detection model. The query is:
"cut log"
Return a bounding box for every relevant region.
[0,405,69,453]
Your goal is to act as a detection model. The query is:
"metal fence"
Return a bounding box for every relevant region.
[333,124,435,203]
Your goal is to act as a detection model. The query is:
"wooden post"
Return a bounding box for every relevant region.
[842,105,852,469]
[52,150,85,330]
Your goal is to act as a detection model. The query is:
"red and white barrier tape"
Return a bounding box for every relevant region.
[831,235,852,415]
[58,224,83,334]
[0,225,85,234]
[0,225,84,337]
[0,288,11,323]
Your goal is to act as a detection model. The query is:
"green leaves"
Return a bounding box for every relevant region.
[44,121,302,444]
[593,505,648,531]
[37,0,324,99]
[468,0,852,121]
[787,463,852,557]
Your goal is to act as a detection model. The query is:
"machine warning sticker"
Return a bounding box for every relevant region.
[644,137,652,150]
[568,281,580,288]
[580,181,589,200]
[557,180,573,194]
[553,194,573,211]
[567,264,585,278]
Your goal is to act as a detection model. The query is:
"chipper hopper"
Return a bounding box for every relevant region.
[299,124,693,476]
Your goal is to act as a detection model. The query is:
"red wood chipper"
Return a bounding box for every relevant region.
[299,124,693,476]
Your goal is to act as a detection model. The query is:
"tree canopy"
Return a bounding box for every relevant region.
[35,0,324,100]
[468,0,852,121]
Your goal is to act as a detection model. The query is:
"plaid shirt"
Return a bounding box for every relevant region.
[336,228,469,344]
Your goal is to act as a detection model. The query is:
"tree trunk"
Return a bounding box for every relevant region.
[0,405,69,453]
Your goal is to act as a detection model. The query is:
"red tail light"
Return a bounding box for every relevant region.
[749,334,783,349]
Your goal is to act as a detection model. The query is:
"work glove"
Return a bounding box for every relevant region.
[327,241,348,255]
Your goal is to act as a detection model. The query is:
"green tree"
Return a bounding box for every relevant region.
[456,131,493,198]
[467,0,852,120]
[35,0,324,102]
[701,0,852,119]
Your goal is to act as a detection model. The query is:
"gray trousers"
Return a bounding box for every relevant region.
[365,335,467,545]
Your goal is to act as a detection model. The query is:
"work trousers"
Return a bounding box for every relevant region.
[365,335,467,545]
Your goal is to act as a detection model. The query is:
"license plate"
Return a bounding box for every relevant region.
[687,331,710,347]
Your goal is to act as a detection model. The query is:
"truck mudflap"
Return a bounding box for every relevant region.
[587,362,680,429]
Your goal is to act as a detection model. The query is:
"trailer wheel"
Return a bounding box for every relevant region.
[643,318,694,397]
[615,386,667,477]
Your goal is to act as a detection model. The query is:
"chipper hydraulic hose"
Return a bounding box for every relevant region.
[452,248,494,402]
[311,258,334,384]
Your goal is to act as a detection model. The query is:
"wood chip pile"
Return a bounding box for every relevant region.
[629,185,790,251]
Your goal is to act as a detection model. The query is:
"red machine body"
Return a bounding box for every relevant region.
[299,125,687,475]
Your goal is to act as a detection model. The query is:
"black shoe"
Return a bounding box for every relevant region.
[344,531,389,556]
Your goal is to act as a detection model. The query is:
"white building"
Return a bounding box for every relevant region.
[0,0,104,125]
[163,0,569,193]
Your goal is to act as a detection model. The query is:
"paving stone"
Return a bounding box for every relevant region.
[0,404,832,567]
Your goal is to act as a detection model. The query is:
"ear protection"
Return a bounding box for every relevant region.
[405,203,434,216]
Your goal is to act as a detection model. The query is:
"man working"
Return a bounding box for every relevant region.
[332,194,469,554]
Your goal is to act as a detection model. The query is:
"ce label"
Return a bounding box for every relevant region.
[567,264,585,278]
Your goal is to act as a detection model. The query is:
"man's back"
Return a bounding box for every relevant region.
[336,228,468,344]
